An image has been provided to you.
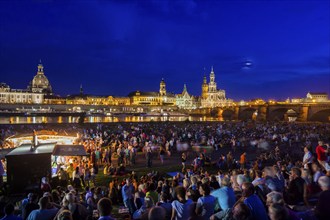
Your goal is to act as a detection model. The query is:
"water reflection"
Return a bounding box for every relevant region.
[0,115,224,124]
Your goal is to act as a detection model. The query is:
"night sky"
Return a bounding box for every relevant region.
[0,0,329,100]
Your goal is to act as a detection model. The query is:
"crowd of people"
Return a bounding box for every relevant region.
[0,121,329,220]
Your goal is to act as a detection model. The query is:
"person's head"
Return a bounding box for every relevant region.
[255,170,262,178]
[304,146,311,153]
[65,192,75,204]
[38,196,50,209]
[241,182,254,198]
[97,198,113,217]
[148,206,166,220]
[27,193,36,202]
[318,176,330,191]
[290,167,301,179]
[236,174,247,187]
[160,193,169,202]
[312,162,321,172]
[318,141,324,146]
[57,210,73,220]
[232,202,251,220]
[266,191,284,206]
[147,182,156,192]
[263,167,274,177]
[175,186,186,201]
[268,203,288,220]
[221,176,231,187]
[199,183,211,196]
[125,178,131,186]
[201,177,210,185]
[183,178,191,189]
[190,176,198,185]
[4,203,14,216]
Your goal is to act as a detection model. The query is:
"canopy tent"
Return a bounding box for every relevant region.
[52,144,87,156]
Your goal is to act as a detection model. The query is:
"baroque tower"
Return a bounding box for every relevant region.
[159,78,166,96]
[202,76,208,99]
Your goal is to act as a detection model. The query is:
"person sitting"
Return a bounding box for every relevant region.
[132,196,154,219]
[156,193,172,219]
[27,196,58,220]
[21,193,39,220]
[195,183,216,220]
[211,176,236,211]
[268,204,290,220]
[241,182,268,220]
[171,186,193,220]
[210,201,251,220]
[284,167,305,206]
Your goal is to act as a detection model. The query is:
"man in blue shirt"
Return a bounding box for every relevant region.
[121,178,136,215]
[27,196,58,220]
[241,182,268,220]
[211,177,236,211]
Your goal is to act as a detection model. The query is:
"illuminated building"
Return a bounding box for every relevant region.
[27,61,53,94]
[291,92,329,103]
[306,92,329,102]
[200,67,232,108]
[0,83,44,104]
[176,84,197,109]
[128,79,176,106]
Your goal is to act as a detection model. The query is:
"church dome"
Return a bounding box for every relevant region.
[30,62,52,94]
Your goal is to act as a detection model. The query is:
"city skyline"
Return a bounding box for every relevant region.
[0,0,329,100]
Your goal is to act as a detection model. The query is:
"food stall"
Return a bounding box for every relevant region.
[5,143,86,193]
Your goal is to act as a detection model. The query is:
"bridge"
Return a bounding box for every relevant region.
[188,102,330,122]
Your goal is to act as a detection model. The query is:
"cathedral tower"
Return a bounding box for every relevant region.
[208,66,217,92]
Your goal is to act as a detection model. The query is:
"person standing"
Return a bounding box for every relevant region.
[316,141,328,170]
[146,148,153,168]
[122,178,136,215]
[131,147,136,165]
[72,167,81,189]
[302,146,313,170]
[240,152,246,170]
[181,153,186,171]
[159,146,165,165]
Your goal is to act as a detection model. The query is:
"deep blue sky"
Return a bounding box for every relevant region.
[0,0,329,100]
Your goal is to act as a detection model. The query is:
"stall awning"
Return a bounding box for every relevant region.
[52,145,87,156]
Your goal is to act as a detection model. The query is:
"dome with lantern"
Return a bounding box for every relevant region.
[28,61,52,94]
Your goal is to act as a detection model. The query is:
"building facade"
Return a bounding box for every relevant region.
[128,79,176,106]
[0,83,44,104]
[176,84,197,109]
[200,67,231,108]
